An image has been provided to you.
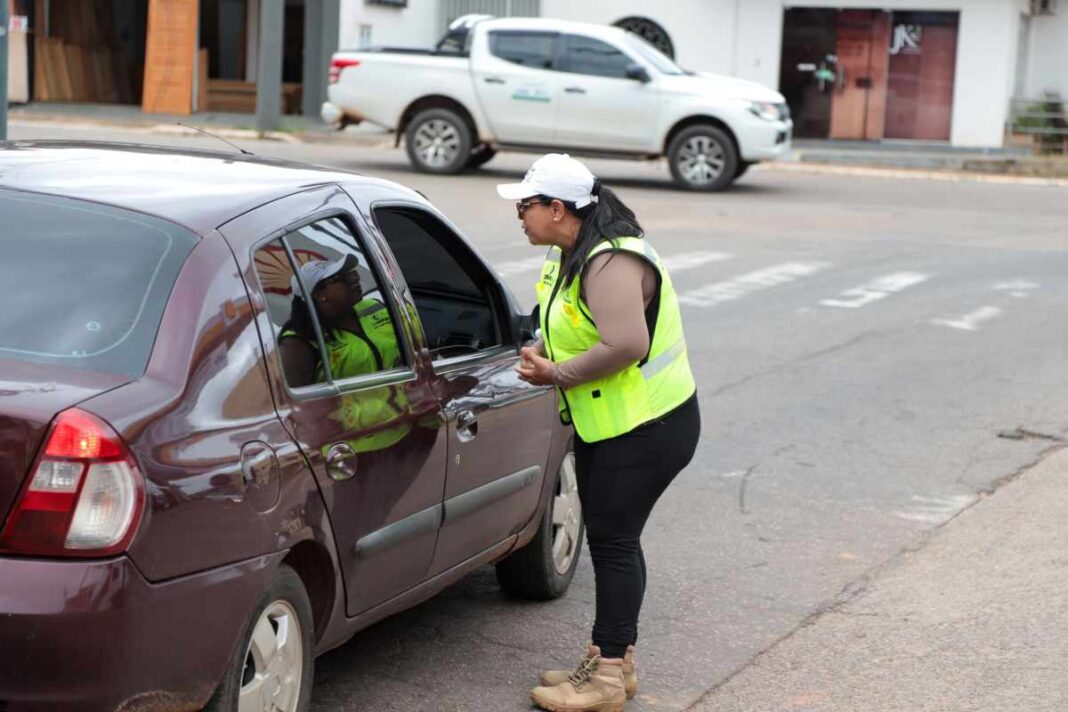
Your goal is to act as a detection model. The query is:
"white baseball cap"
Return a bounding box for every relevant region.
[290,257,347,297]
[496,154,598,209]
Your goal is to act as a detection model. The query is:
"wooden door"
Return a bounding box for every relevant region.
[885,20,959,140]
[829,11,891,140]
[142,0,198,114]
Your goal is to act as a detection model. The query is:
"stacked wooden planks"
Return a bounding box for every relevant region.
[205,79,304,115]
[33,0,135,103]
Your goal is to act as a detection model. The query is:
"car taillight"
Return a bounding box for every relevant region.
[0,408,144,557]
[329,58,360,84]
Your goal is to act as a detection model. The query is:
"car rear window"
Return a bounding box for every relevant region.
[0,190,198,378]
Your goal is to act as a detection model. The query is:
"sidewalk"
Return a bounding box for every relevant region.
[791,139,1068,179]
[6,101,392,146]
[691,446,1068,712]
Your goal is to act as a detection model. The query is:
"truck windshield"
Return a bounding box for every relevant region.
[623,33,685,75]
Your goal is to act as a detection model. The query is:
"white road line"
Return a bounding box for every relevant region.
[661,251,734,272]
[495,250,733,278]
[678,262,832,308]
[930,306,1003,331]
[894,494,976,524]
[993,280,1041,298]
[819,272,930,309]
[494,256,549,277]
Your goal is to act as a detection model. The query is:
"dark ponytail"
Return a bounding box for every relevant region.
[558,182,644,287]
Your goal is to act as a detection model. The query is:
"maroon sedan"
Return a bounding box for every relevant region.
[0,142,583,712]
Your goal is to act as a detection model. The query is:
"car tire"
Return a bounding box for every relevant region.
[734,161,753,180]
[404,108,474,175]
[667,124,739,191]
[495,445,583,600]
[466,144,497,170]
[205,565,315,712]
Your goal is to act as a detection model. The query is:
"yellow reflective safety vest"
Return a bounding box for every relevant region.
[536,237,696,443]
[281,298,410,452]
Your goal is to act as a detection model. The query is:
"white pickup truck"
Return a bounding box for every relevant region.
[322,15,793,191]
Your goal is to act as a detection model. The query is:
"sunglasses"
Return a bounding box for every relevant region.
[516,198,551,218]
[318,269,360,289]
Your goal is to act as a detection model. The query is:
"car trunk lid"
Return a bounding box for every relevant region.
[0,359,128,526]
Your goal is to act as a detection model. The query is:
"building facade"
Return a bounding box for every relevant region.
[338,0,1066,148]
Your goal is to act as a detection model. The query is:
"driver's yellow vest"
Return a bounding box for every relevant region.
[281,298,410,453]
[536,238,696,443]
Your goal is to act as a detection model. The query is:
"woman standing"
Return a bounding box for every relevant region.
[499,155,701,712]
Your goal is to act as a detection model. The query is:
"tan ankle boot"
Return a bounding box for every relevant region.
[530,645,627,712]
[540,644,637,699]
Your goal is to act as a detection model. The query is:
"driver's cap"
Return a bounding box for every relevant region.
[291,257,347,296]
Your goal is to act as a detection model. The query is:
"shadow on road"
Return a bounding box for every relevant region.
[334,159,789,197]
[308,564,585,711]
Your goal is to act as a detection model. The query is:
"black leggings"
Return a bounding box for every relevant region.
[574,394,701,659]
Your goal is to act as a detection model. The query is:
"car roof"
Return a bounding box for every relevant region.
[0,141,400,236]
[479,17,629,41]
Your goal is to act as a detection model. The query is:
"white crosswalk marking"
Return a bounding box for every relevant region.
[495,250,732,278]
[820,272,930,309]
[661,251,733,272]
[894,494,976,524]
[993,280,1040,298]
[678,262,832,308]
[493,256,548,277]
[930,306,1003,331]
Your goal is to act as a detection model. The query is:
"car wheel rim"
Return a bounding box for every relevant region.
[676,135,726,185]
[413,119,462,168]
[551,452,582,575]
[237,600,304,712]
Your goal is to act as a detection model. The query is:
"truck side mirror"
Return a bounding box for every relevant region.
[626,63,651,83]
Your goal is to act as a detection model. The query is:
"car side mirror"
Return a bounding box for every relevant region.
[626,63,651,83]
[513,310,538,347]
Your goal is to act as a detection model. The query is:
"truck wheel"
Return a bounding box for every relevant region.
[205,565,314,712]
[405,108,473,175]
[466,144,497,170]
[667,125,739,191]
[495,446,583,600]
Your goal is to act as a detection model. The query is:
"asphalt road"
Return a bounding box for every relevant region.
[10,124,1068,711]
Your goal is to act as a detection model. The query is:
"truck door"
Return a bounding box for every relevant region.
[471,29,562,146]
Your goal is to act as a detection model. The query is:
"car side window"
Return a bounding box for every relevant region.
[562,34,632,79]
[252,216,407,389]
[373,207,503,361]
[488,31,558,70]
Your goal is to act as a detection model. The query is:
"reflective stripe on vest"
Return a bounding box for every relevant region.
[537,238,696,443]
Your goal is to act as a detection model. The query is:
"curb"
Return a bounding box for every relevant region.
[764,160,1068,187]
[7,114,394,148]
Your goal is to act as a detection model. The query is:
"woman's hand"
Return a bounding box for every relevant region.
[516,345,557,386]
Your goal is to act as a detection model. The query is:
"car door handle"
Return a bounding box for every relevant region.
[325,442,358,481]
[484,77,506,84]
[455,410,478,442]
[564,86,587,94]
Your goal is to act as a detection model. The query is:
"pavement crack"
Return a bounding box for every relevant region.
[737,465,757,515]
[796,330,880,363]
[997,426,1068,443]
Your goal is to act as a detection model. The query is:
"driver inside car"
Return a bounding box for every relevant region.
[279,255,402,386]
[279,256,412,454]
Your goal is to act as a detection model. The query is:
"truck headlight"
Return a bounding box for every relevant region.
[748,101,785,122]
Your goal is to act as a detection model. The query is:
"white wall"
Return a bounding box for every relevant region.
[1025,9,1068,98]
[339,0,440,50]
[540,0,735,72]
